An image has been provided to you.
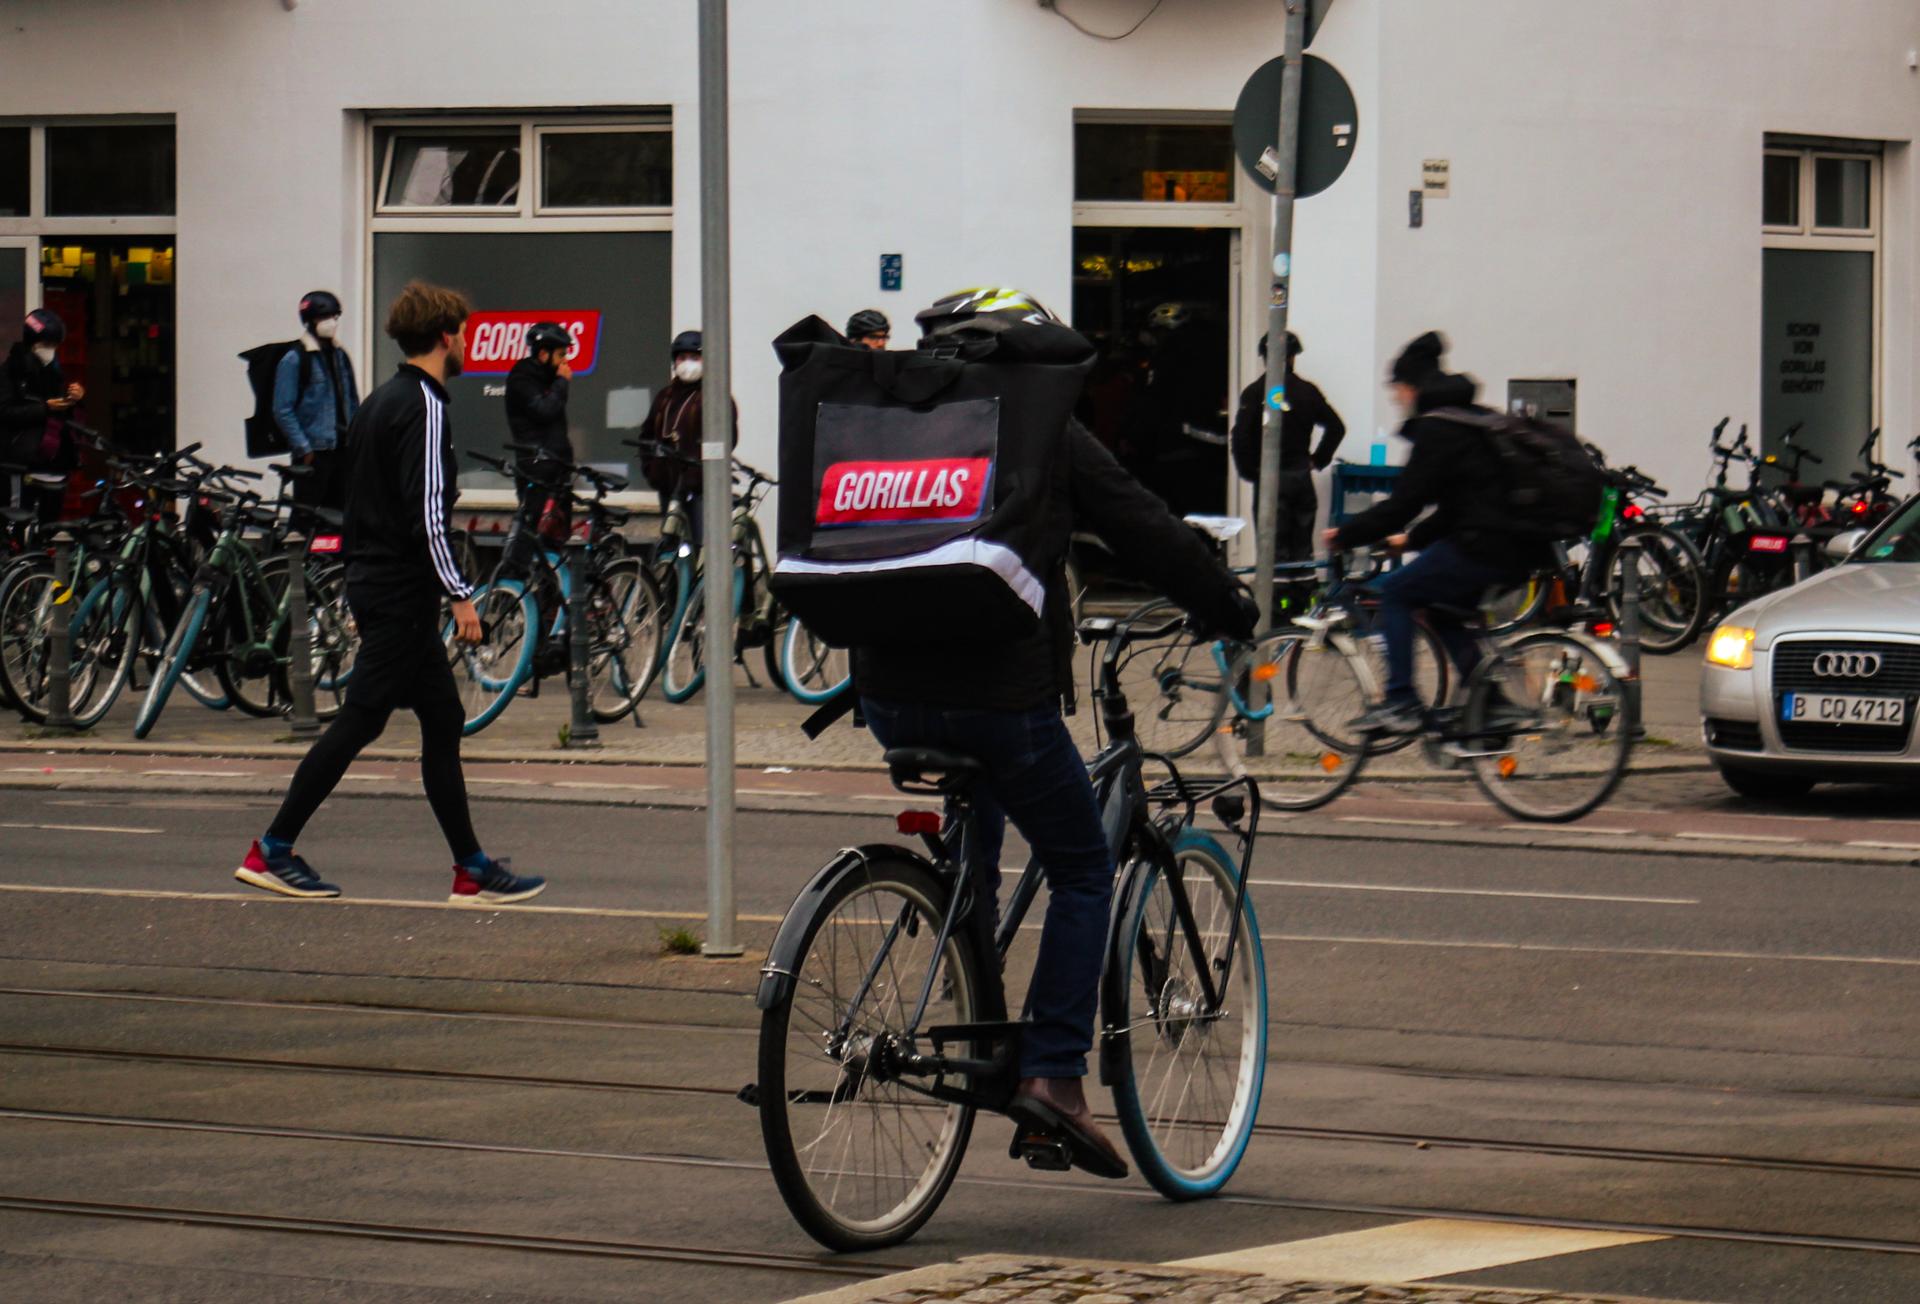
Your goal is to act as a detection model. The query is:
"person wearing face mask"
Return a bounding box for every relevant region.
[272,290,360,509]
[2,309,85,524]
[640,329,737,539]
[235,281,548,907]
[1322,331,1547,735]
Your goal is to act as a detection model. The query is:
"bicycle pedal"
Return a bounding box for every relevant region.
[1010,1128,1073,1172]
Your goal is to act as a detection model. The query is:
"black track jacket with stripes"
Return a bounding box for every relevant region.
[342,363,474,610]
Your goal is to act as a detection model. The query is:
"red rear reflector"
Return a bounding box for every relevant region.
[1748,535,1788,553]
[1852,500,1870,515]
[1592,622,1615,637]
[897,810,941,835]
[310,535,342,554]
[1622,503,1644,520]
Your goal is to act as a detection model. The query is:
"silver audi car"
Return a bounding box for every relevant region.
[1701,500,1920,798]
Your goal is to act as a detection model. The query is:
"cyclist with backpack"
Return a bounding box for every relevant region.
[1324,331,1564,734]
[506,321,575,541]
[775,288,1258,1179]
[271,290,360,509]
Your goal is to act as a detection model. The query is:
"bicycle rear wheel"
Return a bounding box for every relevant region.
[780,613,851,704]
[447,582,536,735]
[1215,632,1367,811]
[1607,526,1706,654]
[1108,828,1266,1200]
[64,578,140,728]
[134,584,213,739]
[1467,631,1632,822]
[585,557,665,722]
[758,851,981,1251]
[660,576,708,703]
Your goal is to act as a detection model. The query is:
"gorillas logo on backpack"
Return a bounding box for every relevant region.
[817,457,992,527]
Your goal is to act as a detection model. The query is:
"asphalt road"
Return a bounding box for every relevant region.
[4,790,1920,1301]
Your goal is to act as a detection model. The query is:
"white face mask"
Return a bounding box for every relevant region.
[314,317,340,341]
[31,344,56,366]
[673,358,703,383]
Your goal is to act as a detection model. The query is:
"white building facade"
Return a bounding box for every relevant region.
[1,0,1915,520]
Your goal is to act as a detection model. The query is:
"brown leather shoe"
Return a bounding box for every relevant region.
[1008,1075,1128,1180]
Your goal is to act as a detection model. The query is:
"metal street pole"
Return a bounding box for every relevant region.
[697,0,741,957]
[1248,0,1307,752]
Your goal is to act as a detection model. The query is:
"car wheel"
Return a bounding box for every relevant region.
[1717,765,1815,802]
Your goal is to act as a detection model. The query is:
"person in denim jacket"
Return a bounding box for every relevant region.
[273,290,360,508]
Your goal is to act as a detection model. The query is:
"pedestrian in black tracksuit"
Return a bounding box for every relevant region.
[235,281,547,905]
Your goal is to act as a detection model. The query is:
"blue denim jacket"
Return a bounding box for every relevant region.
[272,337,359,455]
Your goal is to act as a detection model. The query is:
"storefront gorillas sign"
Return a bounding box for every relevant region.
[463,310,603,376]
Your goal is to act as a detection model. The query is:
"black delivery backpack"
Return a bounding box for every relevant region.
[768,315,1095,648]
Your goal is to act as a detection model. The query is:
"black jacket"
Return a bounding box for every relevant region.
[505,357,571,467]
[1,343,68,470]
[1331,373,1547,572]
[854,420,1254,712]
[342,364,473,610]
[1230,371,1344,486]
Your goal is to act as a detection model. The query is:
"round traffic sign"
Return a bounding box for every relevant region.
[1232,54,1359,199]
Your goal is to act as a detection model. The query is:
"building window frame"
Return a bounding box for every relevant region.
[531,123,673,218]
[1071,109,1241,226]
[0,116,177,239]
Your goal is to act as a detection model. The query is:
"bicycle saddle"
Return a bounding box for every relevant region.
[885,747,984,794]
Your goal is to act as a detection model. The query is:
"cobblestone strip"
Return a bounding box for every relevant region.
[782,1255,1695,1304]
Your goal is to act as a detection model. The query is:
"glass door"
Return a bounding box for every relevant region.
[0,237,39,328]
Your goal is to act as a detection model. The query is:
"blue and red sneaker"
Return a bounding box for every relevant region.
[450,857,546,905]
[234,841,341,899]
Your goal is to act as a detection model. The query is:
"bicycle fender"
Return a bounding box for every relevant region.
[754,843,939,1011]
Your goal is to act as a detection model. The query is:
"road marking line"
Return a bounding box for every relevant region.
[1249,879,1697,906]
[142,768,252,778]
[2,766,116,775]
[1336,816,1463,828]
[0,882,781,922]
[547,781,669,791]
[1723,812,1828,823]
[1260,930,1920,967]
[1170,1217,1664,1282]
[469,778,536,786]
[1846,840,1920,851]
[738,788,823,798]
[0,821,161,835]
[1498,824,1636,837]
[1672,831,1799,844]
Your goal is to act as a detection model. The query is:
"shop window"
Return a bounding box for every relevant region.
[380,131,521,209]
[539,129,671,210]
[1761,152,1798,229]
[0,128,27,217]
[1074,122,1233,204]
[1814,155,1871,231]
[45,124,175,216]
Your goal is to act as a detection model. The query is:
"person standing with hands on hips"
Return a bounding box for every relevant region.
[506,321,576,538]
[233,281,549,905]
[1230,331,1344,562]
[272,290,359,509]
[2,309,85,523]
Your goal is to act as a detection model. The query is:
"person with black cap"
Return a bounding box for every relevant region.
[640,329,737,540]
[845,309,890,350]
[1229,330,1344,561]
[1323,331,1547,734]
[1,309,84,523]
[273,290,360,509]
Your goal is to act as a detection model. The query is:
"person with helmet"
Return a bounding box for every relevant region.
[844,309,890,350]
[640,329,736,536]
[1230,330,1345,562]
[506,321,576,536]
[1,309,84,524]
[851,287,1258,1180]
[273,290,360,509]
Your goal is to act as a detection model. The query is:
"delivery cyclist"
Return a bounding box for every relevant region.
[851,288,1258,1178]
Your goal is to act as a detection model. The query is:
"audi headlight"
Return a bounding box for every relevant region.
[1705,624,1756,670]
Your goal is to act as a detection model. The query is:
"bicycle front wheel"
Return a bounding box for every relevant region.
[1108,828,1267,1200]
[1215,631,1367,812]
[1116,600,1222,759]
[65,578,140,728]
[134,585,214,739]
[447,582,537,735]
[660,577,708,703]
[1467,631,1632,822]
[758,851,982,1251]
[1607,526,1706,654]
[584,557,666,722]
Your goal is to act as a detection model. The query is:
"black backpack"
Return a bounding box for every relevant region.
[768,315,1094,647]
[1431,406,1606,541]
[239,341,315,458]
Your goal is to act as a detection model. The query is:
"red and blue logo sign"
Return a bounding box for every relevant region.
[463,310,603,376]
[817,458,992,527]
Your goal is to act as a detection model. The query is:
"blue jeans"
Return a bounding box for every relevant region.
[1366,537,1511,704]
[861,697,1112,1079]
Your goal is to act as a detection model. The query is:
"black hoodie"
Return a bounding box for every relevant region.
[1,342,67,469]
[504,356,571,467]
[1332,373,1549,572]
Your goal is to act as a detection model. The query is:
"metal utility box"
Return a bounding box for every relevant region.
[1507,378,1576,431]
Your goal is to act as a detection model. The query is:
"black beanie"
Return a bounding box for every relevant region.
[1389,331,1445,385]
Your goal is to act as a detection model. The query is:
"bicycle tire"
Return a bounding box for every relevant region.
[1608,525,1707,654]
[1466,630,1632,823]
[585,556,666,722]
[780,612,851,705]
[447,582,538,736]
[64,577,140,728]
[1116,599,1222,759]
[1108,827,1266,1200]
[1216,632,1368,812]
[0,560,53,719]
[660,576,707,703]
[758,849,982,1251]
[134,584,213,739]
[2,569,119,727]
[217,561,294,718]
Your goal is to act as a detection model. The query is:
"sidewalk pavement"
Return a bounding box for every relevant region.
[783,1255,1697,1304]
[0,645,1710,774]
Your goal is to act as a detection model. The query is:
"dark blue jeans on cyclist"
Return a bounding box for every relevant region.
[860,697,1111,1081]
[1366,537,1511,705]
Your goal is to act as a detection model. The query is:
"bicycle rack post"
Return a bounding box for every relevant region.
[1616,535,1645,742]
[43,530,76,732]
[285,530,319,737]
[565,536,601,748]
